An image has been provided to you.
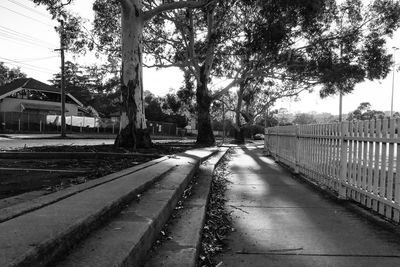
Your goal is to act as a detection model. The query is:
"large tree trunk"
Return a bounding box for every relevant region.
[115,0,151,149]
[233,83,245,144]
[196,69,215,146]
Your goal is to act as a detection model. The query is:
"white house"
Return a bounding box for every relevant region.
[0,78,87,116]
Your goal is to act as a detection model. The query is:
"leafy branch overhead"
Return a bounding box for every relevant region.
[29,0,400,147]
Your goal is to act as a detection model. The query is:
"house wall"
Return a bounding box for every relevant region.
[0,98,78,115]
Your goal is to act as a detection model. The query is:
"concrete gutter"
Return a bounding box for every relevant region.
[145,148,229,267]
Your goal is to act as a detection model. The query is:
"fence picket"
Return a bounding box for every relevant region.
[351,121,358,195]
[386,119,395,219]
[379,119,388,215]
[360,120,368,205]
[348,122,354,193]
[355,122,360,200]
[372,119,381,212]
[362,121,369,190]
[394,118,400,222]
[367,120,375,208]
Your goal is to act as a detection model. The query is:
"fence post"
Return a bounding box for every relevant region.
[3,112,5,131]
[339,121,349,199]
[264,127,269,155]
[18,119,20,132]
[276,126,280,161]
[40,120,42,133]
[294,125,300,174]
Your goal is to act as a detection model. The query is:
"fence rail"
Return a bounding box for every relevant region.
[265,118,400,223]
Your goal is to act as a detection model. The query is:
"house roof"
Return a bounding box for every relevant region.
[20,102,68,113]
[0,78,87,109]
[0,78,59,97]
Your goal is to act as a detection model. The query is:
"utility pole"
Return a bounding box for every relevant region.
[222,98,225,144]
[339,44,343,122]
[391,47,399,117]
[339,92,343,122]
[58,19,66,137]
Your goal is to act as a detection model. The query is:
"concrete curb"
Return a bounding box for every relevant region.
[53,148,221,267]
[0,134,116,140]
[0,134,196,141]
[0,148,219,267]
[0,156,169,223]
[0,151,162,159]
[145,148,229,267]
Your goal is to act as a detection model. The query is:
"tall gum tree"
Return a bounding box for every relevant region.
[115,0,213,148]
[151,1,241,145]
[213,0,400,142]
[33,0,212,149]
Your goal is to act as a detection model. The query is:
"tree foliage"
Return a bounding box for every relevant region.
[50,61,120,117]
[347,102,389,120]
[30,0,400,146]
[315,0,400,97]
[0,62,26,86]
[144,90,188,127]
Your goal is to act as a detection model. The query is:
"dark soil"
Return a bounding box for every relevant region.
[0,144,196,200]
[199,151,233,267]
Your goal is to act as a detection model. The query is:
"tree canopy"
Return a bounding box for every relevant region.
[29,0,400,146]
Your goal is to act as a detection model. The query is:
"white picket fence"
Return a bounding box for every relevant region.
[265,118,400,223]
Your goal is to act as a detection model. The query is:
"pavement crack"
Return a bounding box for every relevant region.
[229,205,249,214]
[227,205,338,209]
[237,248,303,253]
[234,251,400,258]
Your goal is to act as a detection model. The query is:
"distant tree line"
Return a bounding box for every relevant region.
[269,103,399,127]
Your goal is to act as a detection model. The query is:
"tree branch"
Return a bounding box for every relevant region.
[143,0,211,21]
[143,62,184,68]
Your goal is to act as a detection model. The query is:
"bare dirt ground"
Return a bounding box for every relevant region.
[0,143,197,200]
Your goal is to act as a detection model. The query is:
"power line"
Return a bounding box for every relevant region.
[10,56,59,62]
[0,4,54,28]
[0,25,57,47]
[0,56,56,73]
[0,30,54,49]
[0,35,55,51]
[6,0,51,19]
[0,60,54,74]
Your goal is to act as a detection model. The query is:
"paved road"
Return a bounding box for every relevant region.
[216,145,400,267]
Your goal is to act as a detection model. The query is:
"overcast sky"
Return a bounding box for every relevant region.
[0,0,399,116]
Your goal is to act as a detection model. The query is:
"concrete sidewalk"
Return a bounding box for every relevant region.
[216,145,400,267]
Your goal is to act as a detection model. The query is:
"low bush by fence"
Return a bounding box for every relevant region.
[265,118,400,223]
